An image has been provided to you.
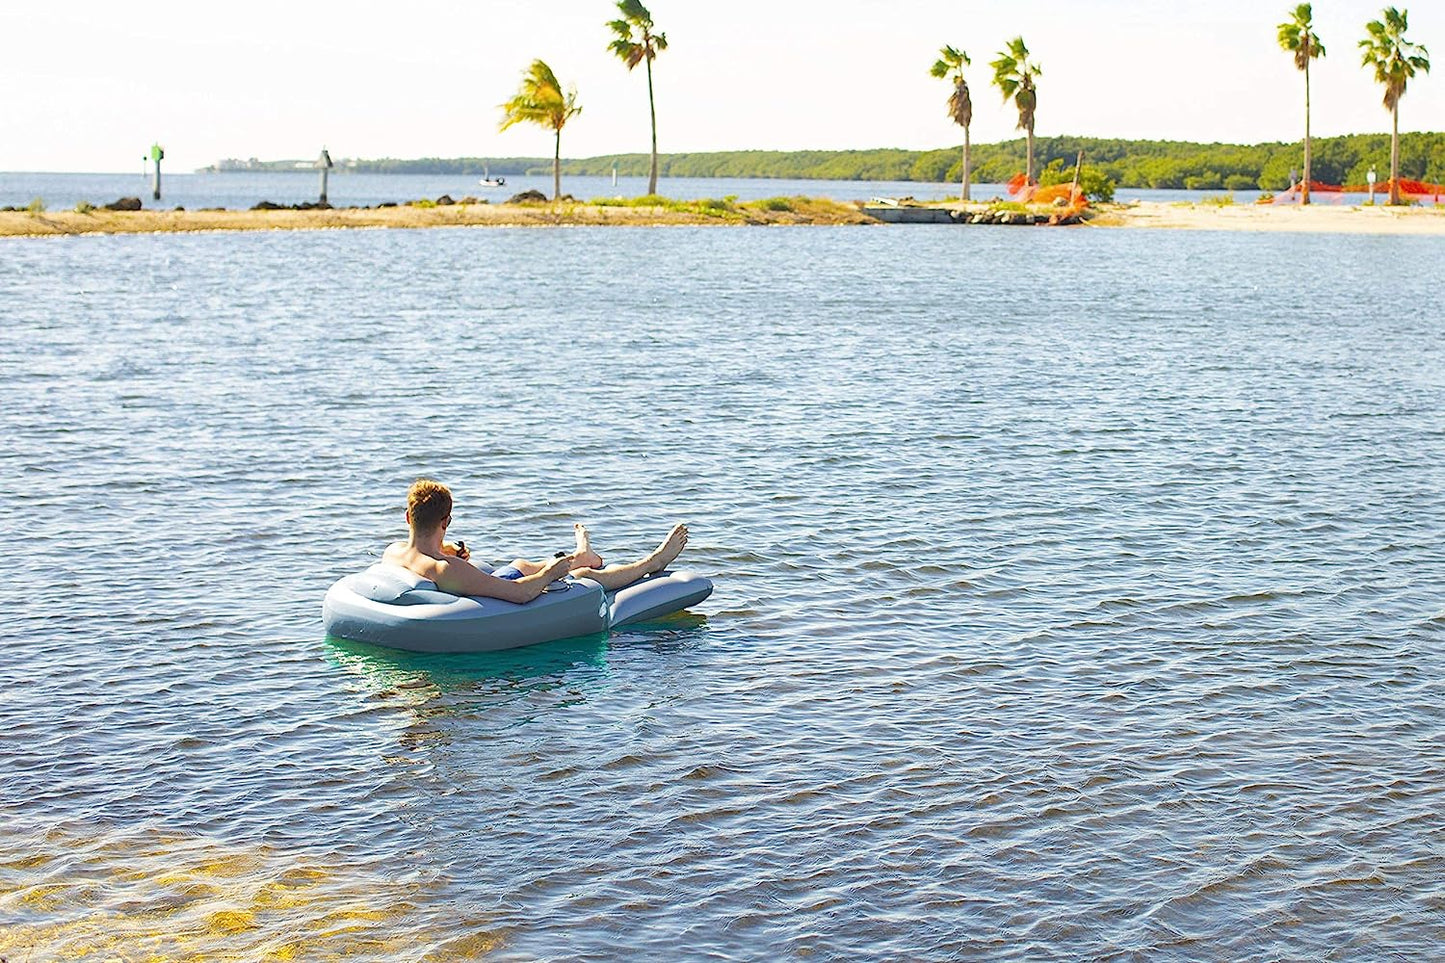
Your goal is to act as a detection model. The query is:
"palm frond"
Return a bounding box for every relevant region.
[1278,3,1325,69]
[498,59,580,134]
[1360,8,1430,109]
[947,78,972,129]
[608,1,664,69]
[932,44,971,130]
[932,45,967,75]
[1015,78,1036,132]
[616,0,652,28]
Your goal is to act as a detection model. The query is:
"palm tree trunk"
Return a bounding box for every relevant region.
[1026,126,1036,185]
[1302,62,1312,206]
[554,129,562,201]
[646,53,659,196]
[962,126,971,202]
[1389,103,1401,205]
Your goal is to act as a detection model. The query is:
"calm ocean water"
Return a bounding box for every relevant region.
[0,170,1279,210]
[2,223,1443,960]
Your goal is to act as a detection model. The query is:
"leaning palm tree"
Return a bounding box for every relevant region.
[608,0,669,196]
[499,59,582,201]
[1359,7,1431,205]
[930,45,973,201]
[1278,4,1326,204]
[991,37,1042,185]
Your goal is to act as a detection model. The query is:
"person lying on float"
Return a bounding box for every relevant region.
[382,479,689,604]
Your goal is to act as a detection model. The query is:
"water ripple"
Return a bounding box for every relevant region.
[2,226,1443,959]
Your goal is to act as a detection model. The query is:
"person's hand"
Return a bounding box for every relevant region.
[543,554,573,581]
[443,541,470,561]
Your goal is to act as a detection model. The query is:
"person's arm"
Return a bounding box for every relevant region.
[433,555,573,604]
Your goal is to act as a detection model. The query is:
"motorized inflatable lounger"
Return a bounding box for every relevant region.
[322,562,713,654]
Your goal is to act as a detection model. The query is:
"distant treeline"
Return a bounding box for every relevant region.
[565,134,1445,190]
[210,133,1445,190]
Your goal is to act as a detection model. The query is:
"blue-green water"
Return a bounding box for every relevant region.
[2,224,1443,960]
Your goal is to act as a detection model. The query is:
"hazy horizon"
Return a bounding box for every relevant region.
[3,0,1440,173]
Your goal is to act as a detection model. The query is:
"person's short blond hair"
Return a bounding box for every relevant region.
[407,478,452,532]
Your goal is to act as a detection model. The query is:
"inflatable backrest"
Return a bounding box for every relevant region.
[351,564,438,604]
[392,589,464,606]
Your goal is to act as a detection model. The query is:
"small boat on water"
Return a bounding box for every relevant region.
[478,167,506,188]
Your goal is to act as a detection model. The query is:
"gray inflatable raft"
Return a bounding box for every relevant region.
[322,562,713,654]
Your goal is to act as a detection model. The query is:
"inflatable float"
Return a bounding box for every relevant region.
[322,562,713,654]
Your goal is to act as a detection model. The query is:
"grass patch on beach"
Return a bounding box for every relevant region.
[1167,195,1240,208]
[589,194,741,219]
[748,197,795,212]
[581,194,865,223]
[741,196,871,222]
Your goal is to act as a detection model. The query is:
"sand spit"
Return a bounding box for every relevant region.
[1091,200,1445,235]
[4,198,1444,238]
[0,199,874,237]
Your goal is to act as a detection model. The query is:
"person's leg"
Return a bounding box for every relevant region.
[570,524,688,591]
[496,523,606,580]
[569,523,604,570]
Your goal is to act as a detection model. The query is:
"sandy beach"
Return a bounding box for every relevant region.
[1090,200,1445,235]
[0,198,872,237]
[3,198,1444,237]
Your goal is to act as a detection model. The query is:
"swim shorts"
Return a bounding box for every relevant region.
[491,565,525,581]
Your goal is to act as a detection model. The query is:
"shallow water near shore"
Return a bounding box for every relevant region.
[2,225,1443,960]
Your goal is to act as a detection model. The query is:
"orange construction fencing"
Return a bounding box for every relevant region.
[1275,178,1445,204]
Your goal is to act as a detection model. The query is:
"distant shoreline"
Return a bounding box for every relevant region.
[3,199,1443,238]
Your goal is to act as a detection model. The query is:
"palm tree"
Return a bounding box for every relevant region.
[499,60,582,201]
[991,37,1042,185]
[1359,7,1431,205]
[1278,4,1326,204]
[608,0,669,196]
[930,45,973,202]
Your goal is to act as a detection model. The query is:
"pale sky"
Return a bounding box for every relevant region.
[2,0,1440,172]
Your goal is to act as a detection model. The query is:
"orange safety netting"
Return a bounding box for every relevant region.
[1006,173,1088,221]
[1273,177,1445,204]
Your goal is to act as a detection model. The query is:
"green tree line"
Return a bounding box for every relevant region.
[548,132,1445,190]
[223,132,1445,192]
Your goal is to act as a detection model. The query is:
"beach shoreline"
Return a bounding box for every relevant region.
[0,199,873,237]
[3,198,1444,237]
[1089,200,1445,235]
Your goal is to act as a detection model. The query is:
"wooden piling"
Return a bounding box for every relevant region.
[317,148,334,205]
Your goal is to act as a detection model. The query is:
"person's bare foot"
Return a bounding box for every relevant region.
[573,523,604,569]
[649,523,688,573]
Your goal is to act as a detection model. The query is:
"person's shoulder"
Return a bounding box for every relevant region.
[383,543,445,580]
